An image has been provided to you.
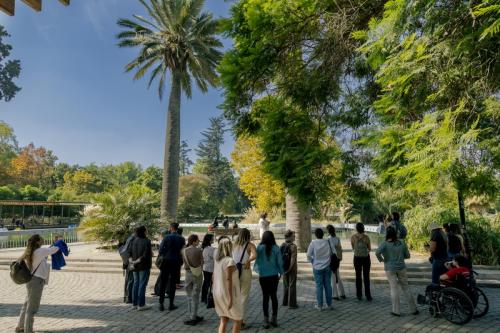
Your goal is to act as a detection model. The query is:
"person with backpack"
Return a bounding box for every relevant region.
[15,234,60,333]
[232,228,257,329]
[351,223,372,301]
[128,225,153,311]
[280,230,298,308]
[119,227,136,303]
[254,231,283,329]
[376,226,418,317]
[389,212,407,240]
[326,225,345,300]
[182,234,204,325]
[307,228,333,311]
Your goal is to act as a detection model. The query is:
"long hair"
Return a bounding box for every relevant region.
[326,224,336,237]
[386,226,398,242]
[235,228,251,247]
[216,238,233,262]
[24,234,42,268]
[260,231,276,258]
[201,233,214,249]
[187,234,199,246]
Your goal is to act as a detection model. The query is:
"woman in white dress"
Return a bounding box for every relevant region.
[213,238,243,333]
[258,212,270,240]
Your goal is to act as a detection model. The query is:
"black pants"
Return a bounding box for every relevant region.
[354,256,371,299]
[201,270,213,303]
[159,261,181,306]
[283,269,297,307]
[259,275,279,318]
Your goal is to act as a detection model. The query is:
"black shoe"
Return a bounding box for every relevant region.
[333,297,340,301]
[390,312,401,317]
[159,304,164,312]
[289,305,298,309]
[366,296,373,301]
[169,305,178,311]
[341,295,346,300]
[411,310,420,315]
[195,316,204,323]
[151,292,159,296]
[357,296,362,301]
[184,319,197,326]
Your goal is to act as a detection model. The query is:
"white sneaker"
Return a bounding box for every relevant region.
[314,304,323,311]
[137,305,152,311]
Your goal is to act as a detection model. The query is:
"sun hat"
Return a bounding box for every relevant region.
[428,222,441,232]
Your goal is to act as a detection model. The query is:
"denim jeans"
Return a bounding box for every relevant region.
[431,259,447,285]
[125,269,134,303]
[132,269,150,307]
[313,267,332,307]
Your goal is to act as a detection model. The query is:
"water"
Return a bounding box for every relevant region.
[0,229,80,249]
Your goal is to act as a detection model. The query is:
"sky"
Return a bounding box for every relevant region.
[0,0,234,168]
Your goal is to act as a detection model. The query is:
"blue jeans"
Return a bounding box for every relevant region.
[431,259,447,285]
[313,267,332,307]
[132,269,150,307]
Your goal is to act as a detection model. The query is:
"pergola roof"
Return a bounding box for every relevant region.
[0,200,89,207]
[0,0,69,16]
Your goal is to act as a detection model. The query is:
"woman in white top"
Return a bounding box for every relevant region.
[232,228,257,329]
[258,212,270,240]
[16,234,59,333]
[201,233,215,303]
[213,238,243,333]
[326,225,345,300]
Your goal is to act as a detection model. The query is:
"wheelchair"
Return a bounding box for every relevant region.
[417,271,489,325]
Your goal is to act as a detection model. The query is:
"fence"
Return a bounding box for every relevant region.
[0,228,80,249]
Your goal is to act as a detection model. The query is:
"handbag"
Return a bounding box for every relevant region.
[155,254,164,269]
[206,284,215,309]
[183,248,203,277]
[236,242,249,277]
[328,239,340,272]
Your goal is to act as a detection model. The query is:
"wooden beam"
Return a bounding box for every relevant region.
[59,0,69,5]
[21,0,41,12]
[0,0,15,16]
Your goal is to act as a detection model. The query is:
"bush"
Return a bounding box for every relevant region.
[241,206,284,224]
[79,185,160,244]
[404,205,500,265]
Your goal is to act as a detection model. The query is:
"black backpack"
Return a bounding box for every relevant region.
[10,259,41,285]
[280,243,292,272]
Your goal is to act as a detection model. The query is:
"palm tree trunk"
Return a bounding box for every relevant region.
[161,72,182,223]
[286,191,311,252]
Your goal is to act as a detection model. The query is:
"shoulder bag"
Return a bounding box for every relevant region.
[236,242,249,278]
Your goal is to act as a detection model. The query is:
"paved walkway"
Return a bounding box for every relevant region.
[1,270,499,332]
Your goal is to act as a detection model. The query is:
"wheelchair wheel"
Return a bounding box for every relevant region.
[437,287,474,325]
[473,287,489,318]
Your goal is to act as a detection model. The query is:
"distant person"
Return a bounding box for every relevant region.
[213,216,219,229]
[233,228,257,329]
[254,231,283,328]
[158,223,185,311]
[428,223,448,285]
[129,225,153,311]
[281,230,298,308]
[326,225,345,300]
[389,212,407,240]
[119,227,136,303]
[176,227,185,289]
[182,234,204,325]
[376,227,418,317]
[16,235,60,333]
[258,213,270,240]
[213,238,243,333]
[351,222,372,301]
[223,216,229,229]
[153,229,170,297]
[232,221,239,229]
[447,223,465,259]
[51,235,69,270]
[307,228,333,311]
[201,234,215,304]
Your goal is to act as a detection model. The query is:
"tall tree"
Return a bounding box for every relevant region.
[0,121,18,185]
[0,25,21,102]
[179,140,193,175]
[117,0,222,222]
[9,143,57,190]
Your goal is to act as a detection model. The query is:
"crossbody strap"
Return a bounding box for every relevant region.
[327,239,334,255]
[239,242,249,264]
[31,260,43,276]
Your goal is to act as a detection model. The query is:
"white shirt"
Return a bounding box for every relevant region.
[31,246,59,283]
[202,246,215,273]
[258,218,270,239]
[307,239,331,270]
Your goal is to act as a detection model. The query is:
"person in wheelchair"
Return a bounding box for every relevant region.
[439,255,470,287]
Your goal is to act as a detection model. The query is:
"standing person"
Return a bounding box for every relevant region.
[233,228,257,329]
[428,223,448,285]
[376,227,418,316]
[389,212,407,240]
[51,235,69,270]
[326,225,345,300]
[280,230,298,308]
[16,235,60,333]
[119,228,136,303]
[351,222,372,301]
[158,223,185,311]
[254,231,283,329]
[183,234,204,325]
[448,223,465,259]
[201,233,215,303]
[307,228,333,311]
[213,238,243,333]
[129,225,153,310]
[153,229,169,297]
[258,213,270,240]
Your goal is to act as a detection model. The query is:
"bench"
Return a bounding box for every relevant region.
[214,228,240,239]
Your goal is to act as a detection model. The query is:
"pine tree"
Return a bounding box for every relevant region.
[179,141,193,175]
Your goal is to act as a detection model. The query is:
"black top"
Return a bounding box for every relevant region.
[447,233,462,254]
[430,229,448,260]
[159,233,185,265]
[129,237,152,271]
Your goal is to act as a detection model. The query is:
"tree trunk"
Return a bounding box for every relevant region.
[160,72,182,223]
[286,192,311,252]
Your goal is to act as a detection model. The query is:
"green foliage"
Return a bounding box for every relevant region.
[135,166,162,192]
[80,185,160,244]
[179,141,193,175]
[0,25,21,102]
[177,174,217,219]
[0,185,17,200]
[19,185,47,201]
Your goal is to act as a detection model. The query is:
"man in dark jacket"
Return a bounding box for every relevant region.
[158,223,185,311]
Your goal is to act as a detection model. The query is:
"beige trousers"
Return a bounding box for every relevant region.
[386,269,417,314]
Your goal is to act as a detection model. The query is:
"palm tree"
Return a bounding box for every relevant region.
[117,0,222,223]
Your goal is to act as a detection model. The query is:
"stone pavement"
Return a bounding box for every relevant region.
[1,268,499,333]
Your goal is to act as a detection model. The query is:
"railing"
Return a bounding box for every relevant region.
[0,227,80,249]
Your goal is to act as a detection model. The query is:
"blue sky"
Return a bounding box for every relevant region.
[0,0,233,168]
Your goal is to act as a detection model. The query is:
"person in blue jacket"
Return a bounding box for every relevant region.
[51,235,69,270]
